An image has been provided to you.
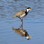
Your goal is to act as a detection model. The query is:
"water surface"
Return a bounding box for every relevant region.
[0,0,44,44]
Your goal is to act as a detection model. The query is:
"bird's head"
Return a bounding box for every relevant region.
[27,7,32,12]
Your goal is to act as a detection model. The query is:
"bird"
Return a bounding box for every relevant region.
[12,28,31,40]
[13,7,32,29]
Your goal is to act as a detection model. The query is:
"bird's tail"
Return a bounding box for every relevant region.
[12,15,17,18]
[12,27,16,31]
[12,27,18,32]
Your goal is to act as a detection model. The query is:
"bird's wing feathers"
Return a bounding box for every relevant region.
[15,29,26,36]
[16,10,26,17]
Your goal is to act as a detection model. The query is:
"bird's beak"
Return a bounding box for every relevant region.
[29,36,32,39]
[30,8,32,11]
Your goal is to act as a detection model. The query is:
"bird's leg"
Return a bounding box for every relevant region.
[18,17,23,29]
[19,18,23,29]
[21,18,23,29]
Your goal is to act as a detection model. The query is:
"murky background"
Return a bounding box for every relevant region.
[0,0,44,44]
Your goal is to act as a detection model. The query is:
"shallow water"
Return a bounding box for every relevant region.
[0,0,44,44]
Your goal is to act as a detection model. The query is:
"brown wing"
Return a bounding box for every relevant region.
[15,29,21,34]
[15,29,26,36]
[16,10,26,17]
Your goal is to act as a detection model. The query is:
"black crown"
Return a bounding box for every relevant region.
[27,7,31,9]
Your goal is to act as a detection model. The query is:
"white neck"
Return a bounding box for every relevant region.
[27,9,30,12]
[26,36,29,39]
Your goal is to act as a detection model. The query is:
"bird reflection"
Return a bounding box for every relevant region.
[12,27,31,40]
